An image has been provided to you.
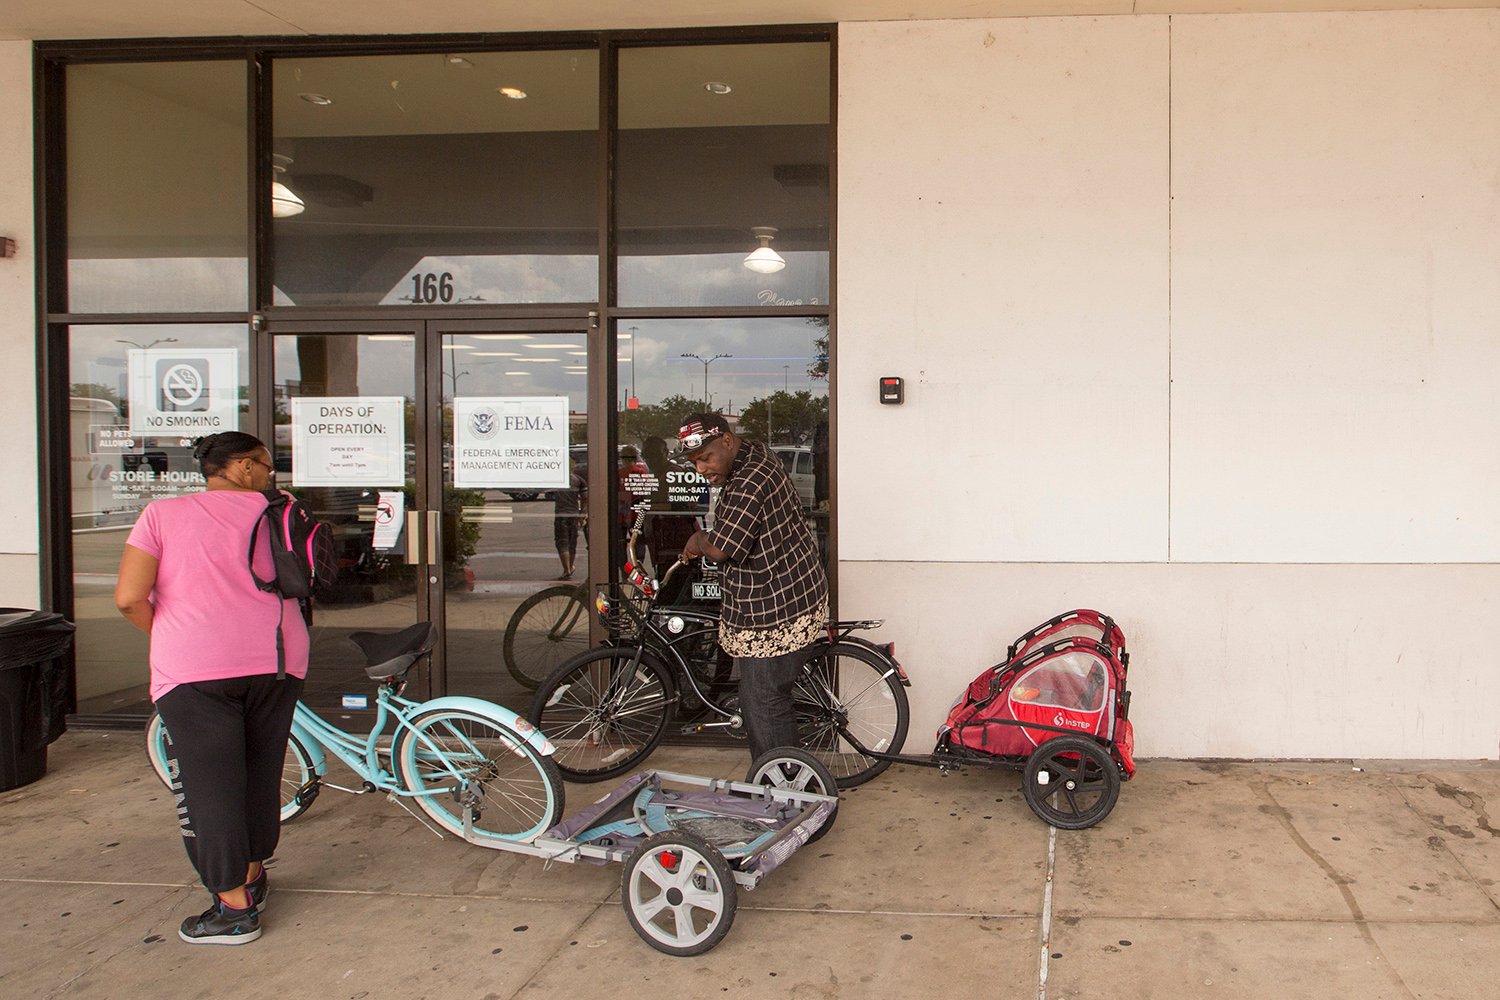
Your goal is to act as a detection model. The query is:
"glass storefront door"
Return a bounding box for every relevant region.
[436,324,591,710]
[269,327,425,713]
[268,320,590,717]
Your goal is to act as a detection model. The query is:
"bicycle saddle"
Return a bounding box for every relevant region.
[348,622,436,680]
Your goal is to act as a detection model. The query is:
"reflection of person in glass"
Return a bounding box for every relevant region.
[552,457,587,579]
[616,444,649,531]
[676,412,828,761]
[113,432,306,946]
[642,434,696,603]
[640,436,671,508]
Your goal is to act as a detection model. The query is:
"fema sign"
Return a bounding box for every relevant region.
[125,349,240,436]
[453,396,570,490]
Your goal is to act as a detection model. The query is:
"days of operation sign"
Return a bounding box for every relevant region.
[453,396,570,490]
[290,397,406,487]
[126,349,240,436]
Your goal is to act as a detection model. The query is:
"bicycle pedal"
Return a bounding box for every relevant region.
[294,779,321,807]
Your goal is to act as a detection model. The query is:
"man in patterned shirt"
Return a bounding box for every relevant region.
[677,412,829,760]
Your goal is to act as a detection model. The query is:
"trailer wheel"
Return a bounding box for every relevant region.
[746,746,839,844]
[622,831,737,956]
[1022,735,1121,830]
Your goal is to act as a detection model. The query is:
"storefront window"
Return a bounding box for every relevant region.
[67,324,251,716]
[66,62,249,313]
[44,32,834,723]
[271,50,600,306]
[616,317,831,594]
[616,43,831,308]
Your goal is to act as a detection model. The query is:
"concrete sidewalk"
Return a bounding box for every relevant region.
[1,732,1496,999]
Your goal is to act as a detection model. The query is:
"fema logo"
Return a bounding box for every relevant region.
[469,408,498,440]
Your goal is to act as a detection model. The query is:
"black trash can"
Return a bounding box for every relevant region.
[0,609,76,792]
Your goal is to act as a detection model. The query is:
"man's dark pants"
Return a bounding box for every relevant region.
[736,648,807,760]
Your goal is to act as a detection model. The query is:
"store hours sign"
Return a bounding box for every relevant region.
[126,349,240,436]
[453,396,569,490]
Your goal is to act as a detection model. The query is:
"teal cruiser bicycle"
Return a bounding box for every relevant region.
[144,622,841,955]
[146,622,565,841]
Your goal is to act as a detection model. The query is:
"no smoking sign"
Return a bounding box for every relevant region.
[127,348,240,436]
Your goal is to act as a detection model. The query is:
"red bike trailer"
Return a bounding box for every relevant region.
[829,609,1136,830]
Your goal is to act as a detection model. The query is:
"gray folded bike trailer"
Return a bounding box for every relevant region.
[458,749,838,956]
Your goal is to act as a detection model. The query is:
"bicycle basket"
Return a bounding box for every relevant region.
[595,582,651,638]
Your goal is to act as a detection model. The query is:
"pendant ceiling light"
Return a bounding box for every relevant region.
[743,226,786,274]
[271,154,305,219]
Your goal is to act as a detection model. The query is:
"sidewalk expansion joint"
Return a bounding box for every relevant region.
[1252,781,1418,1000]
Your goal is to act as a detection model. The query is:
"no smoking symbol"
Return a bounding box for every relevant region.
[161,364,205,407]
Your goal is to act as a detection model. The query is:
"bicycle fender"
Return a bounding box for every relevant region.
[289,719,328,776]
[413,696,557,756]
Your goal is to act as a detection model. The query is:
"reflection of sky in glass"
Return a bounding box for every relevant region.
[268,333,591,412]
[378,256,598,306]
[272,336,415,399]
[618,251,828,309]
[68,258,249,313]
[617,318,827,415]
[446,335,589,412]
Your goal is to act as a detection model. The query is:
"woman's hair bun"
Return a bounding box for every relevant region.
[190,434,218,462]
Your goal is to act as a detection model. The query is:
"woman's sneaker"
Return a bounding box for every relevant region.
[247,870,269,914]
[178,899,261,945]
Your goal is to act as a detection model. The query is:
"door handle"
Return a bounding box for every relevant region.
[406,511,422,563]
[426,510,441,566]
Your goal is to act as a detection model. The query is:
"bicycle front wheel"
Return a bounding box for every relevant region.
[528,647,676,782]
[793,641,909,787]
[393,709,564,843]
[146,710,317,824]
[502,584,591,689]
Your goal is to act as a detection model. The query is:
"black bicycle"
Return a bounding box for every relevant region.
[527,514,910,788]
[502,581,590,690]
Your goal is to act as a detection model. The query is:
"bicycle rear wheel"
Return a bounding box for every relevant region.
[145,710,317,824]
[502,584,590,689]
[528,647,675,782]
[394,708,563,842]
[792,641,909,787]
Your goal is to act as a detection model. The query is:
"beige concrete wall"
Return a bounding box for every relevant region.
[837,10,1500,758]
[0,40,40,610]
[840,561,1500,759]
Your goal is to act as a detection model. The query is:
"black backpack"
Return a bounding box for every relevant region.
[249,489,337,675]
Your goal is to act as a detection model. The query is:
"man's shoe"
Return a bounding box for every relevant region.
[178,899,261,945]
[247,870,269,914]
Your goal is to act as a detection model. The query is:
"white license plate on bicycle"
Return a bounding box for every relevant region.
[691,582,721,600]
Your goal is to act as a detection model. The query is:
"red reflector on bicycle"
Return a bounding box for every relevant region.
[657,850,681,871]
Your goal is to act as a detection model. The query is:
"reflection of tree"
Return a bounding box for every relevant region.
[70,382,124,413]
[618,393,705,444]
[807,317,829,381]
[738,391,827,446]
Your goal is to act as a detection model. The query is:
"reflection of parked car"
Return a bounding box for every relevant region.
[771,445,815,508]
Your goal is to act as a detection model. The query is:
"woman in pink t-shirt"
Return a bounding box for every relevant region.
[116,431,308,946]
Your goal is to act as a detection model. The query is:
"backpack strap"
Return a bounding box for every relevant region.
[251,489,289,679]
[247,490,282,594]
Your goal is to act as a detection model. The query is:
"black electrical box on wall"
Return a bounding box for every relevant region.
[879,376,904,404]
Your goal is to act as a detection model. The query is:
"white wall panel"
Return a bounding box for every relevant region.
[0,40,40,602]
[837,18,1171,563]
[1170,11,1500,562]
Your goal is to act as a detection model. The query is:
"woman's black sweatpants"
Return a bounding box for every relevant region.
[154,673,303,895]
